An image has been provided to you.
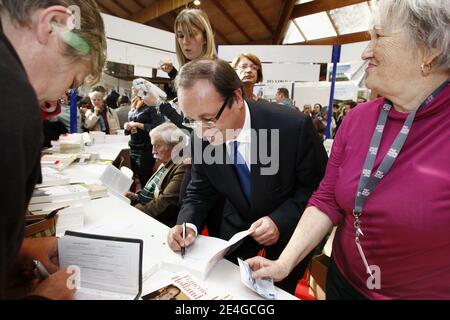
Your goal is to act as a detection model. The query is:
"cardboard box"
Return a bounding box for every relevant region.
[308,254,330,300]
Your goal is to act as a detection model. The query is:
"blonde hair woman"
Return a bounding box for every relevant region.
[160,8,217,77]
[157,8,217,129]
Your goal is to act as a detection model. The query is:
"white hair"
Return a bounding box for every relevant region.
[88,91,105,100]
[372,0,450,71]
[150,122,187,147]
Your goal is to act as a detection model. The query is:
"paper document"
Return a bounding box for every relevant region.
[238,258,277,300]
[58,231,143,300]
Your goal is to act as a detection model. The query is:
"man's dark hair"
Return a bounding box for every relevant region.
[277,88,289,99]
[175,58,243,106]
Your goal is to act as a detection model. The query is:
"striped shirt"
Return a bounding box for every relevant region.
[138,165,167,204]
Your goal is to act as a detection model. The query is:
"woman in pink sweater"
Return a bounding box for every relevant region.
[247,0,450,299]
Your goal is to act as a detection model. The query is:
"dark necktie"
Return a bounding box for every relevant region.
[231,141,251,203]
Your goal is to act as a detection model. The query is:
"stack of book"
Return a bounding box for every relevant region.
[41,153,78,171]
[79,183,109,200]
[29,184,90,235]
[36,167,71,188]
[29,184,91,213]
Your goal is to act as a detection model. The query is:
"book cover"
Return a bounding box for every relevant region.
[142,272,232,301]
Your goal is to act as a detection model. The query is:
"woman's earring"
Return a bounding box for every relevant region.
[421,63,432,76]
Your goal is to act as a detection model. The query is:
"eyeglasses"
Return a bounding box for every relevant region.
[236,64,260,72]
[182,97,230,129]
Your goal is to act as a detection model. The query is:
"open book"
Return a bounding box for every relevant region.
[162,229,253,279]
[99,164,133,203]
[58,231,143,300]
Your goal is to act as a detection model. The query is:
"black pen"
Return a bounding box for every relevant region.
[181,223,186,259]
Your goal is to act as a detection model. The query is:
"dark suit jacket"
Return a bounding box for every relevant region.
[177,99,328,258]
[135,161,188,227]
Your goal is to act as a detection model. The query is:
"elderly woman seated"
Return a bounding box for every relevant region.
[125,123,189,227]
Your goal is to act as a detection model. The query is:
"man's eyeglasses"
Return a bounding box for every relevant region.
[236,64,260,72]
[182,96,230,129]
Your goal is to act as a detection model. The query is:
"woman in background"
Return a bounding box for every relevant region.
[125,83,164,186]
[84,89,120,134]
[231,53,263,100]
[156,8,217,128]
[247,0,450,300]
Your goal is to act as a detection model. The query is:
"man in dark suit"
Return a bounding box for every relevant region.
[167,59,328,294]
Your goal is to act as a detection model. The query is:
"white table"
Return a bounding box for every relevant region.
[59,143,298,301]
[83,140,130,161]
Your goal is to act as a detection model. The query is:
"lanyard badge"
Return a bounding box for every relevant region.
[353,81,449,277]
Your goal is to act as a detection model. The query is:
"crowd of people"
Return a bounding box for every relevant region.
[0,0,449,301]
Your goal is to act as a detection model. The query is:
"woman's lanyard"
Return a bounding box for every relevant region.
[353,80,449,277]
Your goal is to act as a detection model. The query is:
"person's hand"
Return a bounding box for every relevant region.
[31,268,77,300]
[250,217,280,246]
[94,107,102,115]
[124,122,131,131]
[125,192,138,201]
[167,225,197,252]
[245,256,290,283]
[160,62,174,74]
[80,107,87,118]
[143,90,159,107]
[18,237,59,274]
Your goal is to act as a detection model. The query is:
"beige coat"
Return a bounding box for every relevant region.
[84,107,120,134]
